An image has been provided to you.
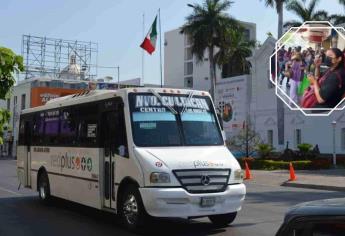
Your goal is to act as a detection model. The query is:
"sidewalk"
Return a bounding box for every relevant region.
[247,169,345,192]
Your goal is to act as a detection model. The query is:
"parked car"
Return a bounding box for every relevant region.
[276,198,345,236]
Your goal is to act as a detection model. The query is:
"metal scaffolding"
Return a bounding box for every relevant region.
[21,35,98,80]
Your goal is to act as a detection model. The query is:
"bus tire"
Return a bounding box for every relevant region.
[38,171,51,204]
[119,185,149,232]
[208,212,237,228]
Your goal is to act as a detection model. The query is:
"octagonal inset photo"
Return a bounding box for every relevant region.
[270,21,345,116]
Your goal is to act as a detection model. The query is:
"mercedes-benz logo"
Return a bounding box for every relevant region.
[200,175,210,186]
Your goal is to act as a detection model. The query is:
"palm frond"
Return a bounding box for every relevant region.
[330,14,345,25]
[313,10,329,21]
[286,0,308,21]
[180,0,240,64]
[283,20,303,28]
[307,0,320,18]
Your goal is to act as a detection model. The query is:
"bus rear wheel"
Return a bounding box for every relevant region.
[119,185,149,232]
[38,172,51,204]
[209,212,237,228]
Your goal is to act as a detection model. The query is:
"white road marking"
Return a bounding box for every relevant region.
[0,186,22,196]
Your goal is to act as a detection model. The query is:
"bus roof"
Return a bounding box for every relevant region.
[21,87,211,114]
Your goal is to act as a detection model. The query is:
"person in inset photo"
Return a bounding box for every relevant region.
[288,53,304,105]
[302,48,345,109]
[222,103,233,122]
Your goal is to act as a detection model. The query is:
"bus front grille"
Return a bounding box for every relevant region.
[172,169,231,193]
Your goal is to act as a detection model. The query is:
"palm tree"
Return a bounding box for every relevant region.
[260,0,289,147]
[329,14,345,26]
[284,0,328,28]
[261,0,288,38]
[180,0,239,99]
[329,0,345,25]
[218,28,256,77]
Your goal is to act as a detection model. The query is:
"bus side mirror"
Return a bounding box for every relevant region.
[217,113,223,130]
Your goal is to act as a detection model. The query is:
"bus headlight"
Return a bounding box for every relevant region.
[150,172,171,183]
[234,169,244,181]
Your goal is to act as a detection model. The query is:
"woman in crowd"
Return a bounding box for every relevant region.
[306,48,345,109]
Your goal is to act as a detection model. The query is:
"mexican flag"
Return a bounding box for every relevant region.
[140,16,157,55]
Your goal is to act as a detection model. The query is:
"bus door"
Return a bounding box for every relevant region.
[102,111,117,209]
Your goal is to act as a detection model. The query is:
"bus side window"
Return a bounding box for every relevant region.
[60,108,78,146]
[18,120,25,146]
[18,119,28,146]
[77,104,99,147]
[44,109,60,145]
[32,113,45,146]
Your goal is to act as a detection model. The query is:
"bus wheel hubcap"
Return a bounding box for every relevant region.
[123,194,138,225]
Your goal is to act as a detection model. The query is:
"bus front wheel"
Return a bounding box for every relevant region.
[208,212,237,228]
[38,172,51,204]
[119,185,149,232]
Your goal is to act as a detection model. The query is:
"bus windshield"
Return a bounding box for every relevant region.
[128,93,223,147]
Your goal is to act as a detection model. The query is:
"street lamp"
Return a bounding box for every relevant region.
[331,120,337,167]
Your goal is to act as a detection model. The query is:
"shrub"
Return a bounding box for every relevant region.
[238,158,313,170]
[297,143,313,153]
[311,158,331,169]
[257,143,275,159]
[336,157,345,166]
[280,148,297,161]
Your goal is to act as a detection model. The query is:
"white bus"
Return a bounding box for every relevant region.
[17,88,245,231]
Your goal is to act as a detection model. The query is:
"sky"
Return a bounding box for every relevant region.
[0,0,344,85]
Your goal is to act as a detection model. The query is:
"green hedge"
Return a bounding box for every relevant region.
[240,158,313,170]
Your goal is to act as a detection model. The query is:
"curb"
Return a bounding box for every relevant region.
[281,181,345,192]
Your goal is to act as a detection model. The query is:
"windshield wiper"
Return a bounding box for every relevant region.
[181,91,194,114]
[148,89,178,115]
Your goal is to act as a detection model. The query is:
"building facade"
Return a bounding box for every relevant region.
[164,21,256,92]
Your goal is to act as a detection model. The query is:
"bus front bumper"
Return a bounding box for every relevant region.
[139,183,246,218]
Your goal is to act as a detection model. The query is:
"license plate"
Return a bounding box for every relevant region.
[200,197,216,207]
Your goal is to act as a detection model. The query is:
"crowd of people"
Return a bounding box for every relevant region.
[273,45,345,110]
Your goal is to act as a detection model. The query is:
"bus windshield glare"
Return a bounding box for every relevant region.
[129,93,223,147]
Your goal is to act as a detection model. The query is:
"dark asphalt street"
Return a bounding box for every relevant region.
[0,159,343,236]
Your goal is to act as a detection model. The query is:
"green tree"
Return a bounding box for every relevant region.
[219,28,256,77]
[257,143,275,159]
[284,0,328,28]
[261,0,289,39]
[328,14,345,26]
[0,47,24,144]
[180,0,239,99]
[267,31,274,37]
[227,120,262,158]
[340,0,345,7]
[329,0,345,27]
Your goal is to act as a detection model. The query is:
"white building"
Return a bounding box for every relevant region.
[164,21,256,91]
[165,26,345,154]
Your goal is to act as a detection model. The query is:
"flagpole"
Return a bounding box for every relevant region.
[142,13,145,86]
[159,8,163,88]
